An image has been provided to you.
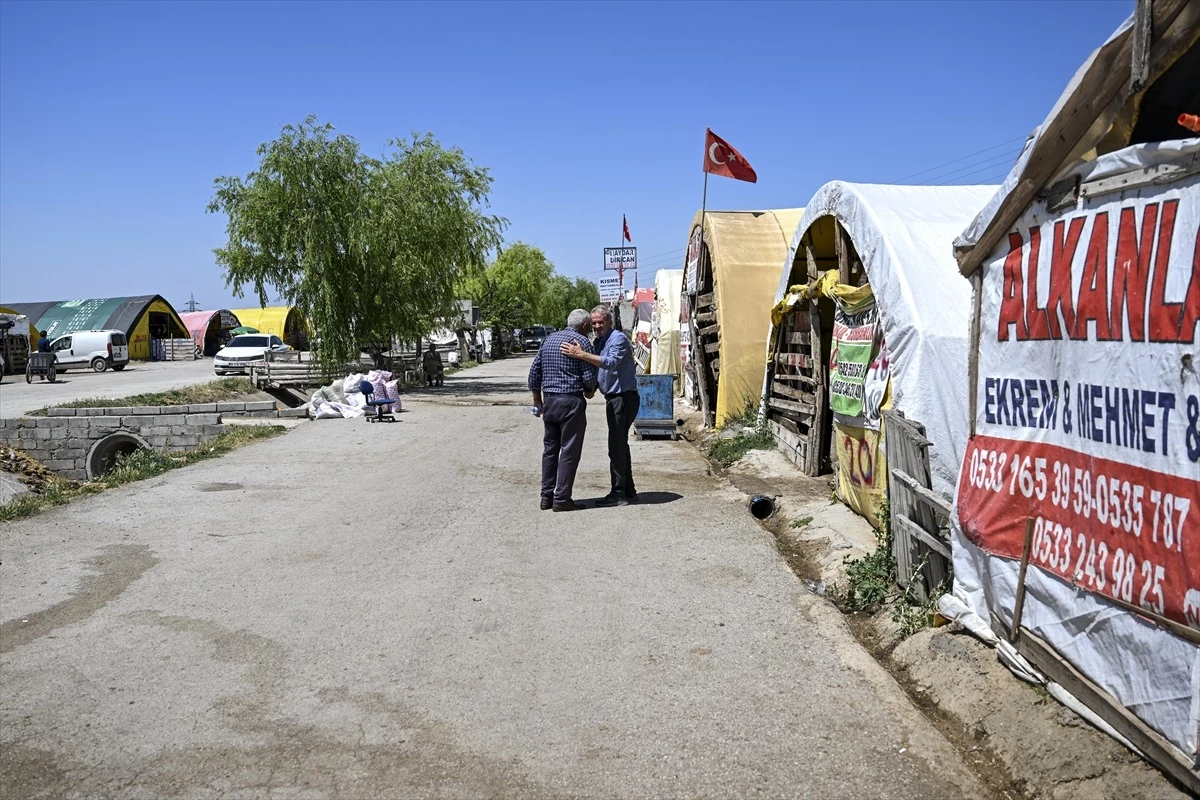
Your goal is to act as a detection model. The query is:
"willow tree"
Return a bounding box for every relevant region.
[208,116,506,369]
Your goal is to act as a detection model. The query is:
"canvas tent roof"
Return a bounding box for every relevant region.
[4,296,186,341]
[180,310,239,342]
[694,208,804,425]
[0,306,38,340]
[228,306,305,338]
[771,183,997,495]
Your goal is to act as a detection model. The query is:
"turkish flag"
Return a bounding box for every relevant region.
[623,215,631,242]
[703,128,757,183]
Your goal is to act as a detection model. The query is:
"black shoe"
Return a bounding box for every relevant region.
[625,490,638,501]
[540,497,553,511]
[595,493,628,507]
[552,499,582,512]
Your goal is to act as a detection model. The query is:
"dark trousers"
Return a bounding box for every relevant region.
[541,393,587,504]
[605,390,640,496]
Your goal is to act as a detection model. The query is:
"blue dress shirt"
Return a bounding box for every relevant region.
[594,330,637,396]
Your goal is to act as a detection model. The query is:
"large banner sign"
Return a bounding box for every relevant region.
[829,293,879,418]
[957,180,1200,628]
[685,227,702,294]
[604,247,637,272]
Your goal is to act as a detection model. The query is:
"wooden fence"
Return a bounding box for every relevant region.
[883,410,951,600]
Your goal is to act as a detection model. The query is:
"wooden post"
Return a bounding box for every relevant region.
[968,271,983,438]
[835,223,851,285]
[1009,517,1036,643]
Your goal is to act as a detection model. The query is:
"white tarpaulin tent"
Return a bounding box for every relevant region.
[943,4,1200,788]
[769,182,998,498]
[651,269,683,385]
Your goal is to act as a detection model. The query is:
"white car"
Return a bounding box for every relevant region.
[213,334,290,375]
[49,329,130,372]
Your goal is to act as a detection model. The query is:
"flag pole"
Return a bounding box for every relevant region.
[618,215,624,292]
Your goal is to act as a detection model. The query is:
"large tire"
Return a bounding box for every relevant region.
[112,364,126,371]
[47,366,56,383]
[25,364,32,383]
[91,357,108,373]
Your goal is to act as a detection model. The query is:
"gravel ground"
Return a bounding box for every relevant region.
[0,355,990,798]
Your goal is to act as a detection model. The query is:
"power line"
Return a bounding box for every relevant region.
[889,136,1027,184]
[921,149,1023,186]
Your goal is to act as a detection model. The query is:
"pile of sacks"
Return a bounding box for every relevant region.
[309,370,402,420]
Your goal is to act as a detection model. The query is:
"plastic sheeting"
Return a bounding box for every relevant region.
[770,183,998,498]
[692,208,803,426]
[947,139,1200,761]
[651,269,683,390]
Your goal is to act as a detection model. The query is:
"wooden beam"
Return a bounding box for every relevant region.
[956,0,1191,277]
[769,396,814,417]
[697,322,719,338]
[805,242,819,281]
[697,291,715,307]
[893,513,951,559]
[695,311,717,324]
[772,373,817,387]
[835,223,852,285]
[771,382,815,402]
[891,468,952,516]
[1016,627,1200,795]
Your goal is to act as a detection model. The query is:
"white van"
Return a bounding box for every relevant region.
[50,329,130,372]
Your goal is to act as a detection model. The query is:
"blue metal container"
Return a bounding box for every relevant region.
[635,375,675,421]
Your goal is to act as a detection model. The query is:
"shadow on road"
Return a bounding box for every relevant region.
[578,491,682,507]
[407,378,525,399]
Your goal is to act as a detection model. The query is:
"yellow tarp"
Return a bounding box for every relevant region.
[693,208,804,426]
[834,421,889,528]
[229,306,303,338]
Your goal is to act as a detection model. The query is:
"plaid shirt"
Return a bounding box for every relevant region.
[528,329,598,395]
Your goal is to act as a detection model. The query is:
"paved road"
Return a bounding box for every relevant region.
[0,355,987,797]
[0,358,219,417]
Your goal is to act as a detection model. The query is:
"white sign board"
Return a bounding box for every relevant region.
[604,247,637,272]
[598,276,621,303]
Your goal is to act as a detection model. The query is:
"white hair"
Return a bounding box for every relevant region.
[590,305,613,324]
[567,309,591,331]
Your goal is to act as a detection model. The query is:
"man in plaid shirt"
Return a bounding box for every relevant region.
[528,309,598,511]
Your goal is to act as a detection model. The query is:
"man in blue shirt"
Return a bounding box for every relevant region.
[528,309,598,512]
[560,304,640,506]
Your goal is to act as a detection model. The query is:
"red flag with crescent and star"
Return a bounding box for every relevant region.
[703,128,757,183]
[623,215,631,242]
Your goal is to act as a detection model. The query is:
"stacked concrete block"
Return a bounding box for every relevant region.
[0,401,299,479]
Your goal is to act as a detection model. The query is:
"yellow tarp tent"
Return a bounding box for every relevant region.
[692,208,803,425]
[229,306,308,347]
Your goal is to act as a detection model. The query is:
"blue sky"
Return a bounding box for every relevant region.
[0,0,1131,311]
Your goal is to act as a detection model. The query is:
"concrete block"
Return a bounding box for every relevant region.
[89,417,123,430]
[80,408,106,417]
[62,469,87,481]
[49,428,69,440]
[140,426,170,437]
[187,403,217,413]
[246,410,277,418]
[65,438,89,450]
[156,414,187,426]
[244,401,277,412]
[34,418,53,428]
[33,428,52,440]
[67,417,91,427]
[47,408,76,417]
[184,414,220,425]
[278,407,309,418]
[145,436,169,448]
[106,407,135,416]
[120,417,148,428]
[45,417,70,428]
[45,459,75,471]
[131,406,162,416]
[217,402,246,412]
[201,424,226,436]
[171,435,200,448]
[53,448,85,460]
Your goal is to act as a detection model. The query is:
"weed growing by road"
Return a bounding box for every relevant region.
[0,426,284,522]
[26,378,257,416]
[443,360,479,376]
[790,515,814,529]
[706,396,775,467]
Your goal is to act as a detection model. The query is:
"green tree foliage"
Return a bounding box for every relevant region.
[463,243,600,330]
[208,116,506,369]
[540,275,600,328]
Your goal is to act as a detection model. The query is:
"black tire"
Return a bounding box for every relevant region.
[48,366,56,383]
[25,364,32,383]
[112,364,126,371]
[91,357,108,373]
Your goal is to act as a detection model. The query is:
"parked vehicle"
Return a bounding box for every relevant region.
[213,334,290,375]
[521,325,554,351]
[49,329,130,373]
